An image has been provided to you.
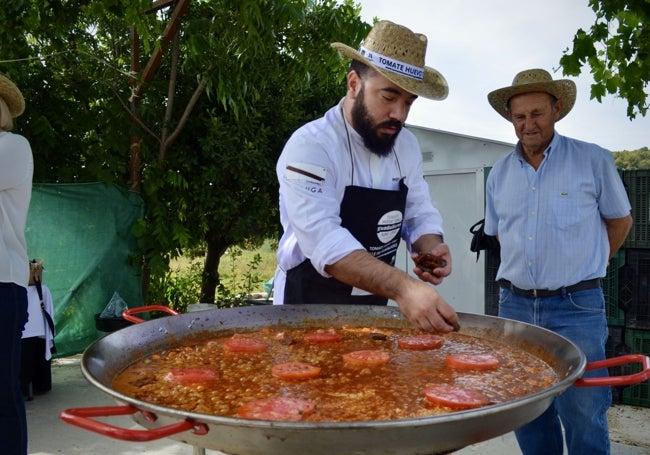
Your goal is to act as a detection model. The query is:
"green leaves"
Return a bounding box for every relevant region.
[612,147,650,167]
[561,0,650,119]
[2,0,368,303]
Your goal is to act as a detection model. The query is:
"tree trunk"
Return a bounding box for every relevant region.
[200,235,230,303]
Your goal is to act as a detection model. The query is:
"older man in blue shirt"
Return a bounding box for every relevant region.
[484,69,633,455]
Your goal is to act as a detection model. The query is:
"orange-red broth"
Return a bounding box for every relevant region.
[111,326,557,422]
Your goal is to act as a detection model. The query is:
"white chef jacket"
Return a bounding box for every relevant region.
[274,99,444,304]
[22,284,55,361]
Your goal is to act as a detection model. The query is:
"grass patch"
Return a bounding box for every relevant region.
[163,240,277,312]
[218,240,277,292]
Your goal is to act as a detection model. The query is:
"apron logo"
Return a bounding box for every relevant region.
[376,210,403,244]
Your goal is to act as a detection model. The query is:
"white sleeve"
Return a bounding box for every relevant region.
[277,134,364,276]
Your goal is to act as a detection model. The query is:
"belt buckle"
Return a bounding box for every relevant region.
[532,289,538,298]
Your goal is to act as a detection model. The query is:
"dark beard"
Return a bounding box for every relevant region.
[350,89,402,157]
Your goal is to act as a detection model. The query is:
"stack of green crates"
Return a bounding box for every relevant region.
[622,329,650,407]
[604,250,626,326]
[619,169,650,407]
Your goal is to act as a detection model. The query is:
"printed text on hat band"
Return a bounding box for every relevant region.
[358,45,424,81]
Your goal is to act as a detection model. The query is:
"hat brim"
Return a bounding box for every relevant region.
[487,80,576,121]
[331,42,448,101]
[0,74,25,118]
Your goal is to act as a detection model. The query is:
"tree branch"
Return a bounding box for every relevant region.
[162,76,209,154]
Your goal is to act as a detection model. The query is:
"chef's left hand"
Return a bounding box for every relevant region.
[412,243,451,285]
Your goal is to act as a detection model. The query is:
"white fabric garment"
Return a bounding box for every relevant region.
[0,131,33,287]
[22,284,55,361]
[274,99,444,304]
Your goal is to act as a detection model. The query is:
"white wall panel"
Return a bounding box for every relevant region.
[389,125,513,315]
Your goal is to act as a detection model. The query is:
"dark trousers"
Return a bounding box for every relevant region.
[0,282,28,455]
[20,337,52,400]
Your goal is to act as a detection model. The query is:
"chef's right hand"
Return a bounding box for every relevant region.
[395,279,459,333]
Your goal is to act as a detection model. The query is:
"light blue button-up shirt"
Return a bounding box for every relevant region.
[484,132,631,290]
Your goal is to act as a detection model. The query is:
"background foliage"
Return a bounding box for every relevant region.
[3,1,648,310]
[561,0,650,119]
[0,0,369,308]
[613,147,650,169]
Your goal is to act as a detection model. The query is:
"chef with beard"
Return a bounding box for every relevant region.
[274,21,459,333]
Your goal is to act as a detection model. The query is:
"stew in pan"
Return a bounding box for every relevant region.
[112,324,557,422]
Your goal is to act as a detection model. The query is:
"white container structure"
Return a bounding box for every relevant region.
[392,125,513,315]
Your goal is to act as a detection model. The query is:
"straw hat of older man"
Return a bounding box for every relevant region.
[487,68,576,121]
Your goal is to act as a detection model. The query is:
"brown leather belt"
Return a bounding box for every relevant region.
[498,278,601,298]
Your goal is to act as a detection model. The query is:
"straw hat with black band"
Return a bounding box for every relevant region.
[487,68,576,121]
[331,20,448,101]
[0,73,26,118]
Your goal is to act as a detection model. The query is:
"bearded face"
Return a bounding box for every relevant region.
[350,84,402,157]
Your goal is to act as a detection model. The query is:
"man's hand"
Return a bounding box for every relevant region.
[412,242,451,285]
[325,249,459,333]
[395,278,459,333]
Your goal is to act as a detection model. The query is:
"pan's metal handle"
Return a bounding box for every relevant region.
[574,354,650,387]
[122,305,179,324]
[59,405,208,441]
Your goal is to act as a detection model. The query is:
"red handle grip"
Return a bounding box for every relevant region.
[122,305,179,324]
[59,405,208,441]
[574,354,650,387]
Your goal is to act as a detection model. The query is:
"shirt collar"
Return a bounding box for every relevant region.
[514,130,560,164]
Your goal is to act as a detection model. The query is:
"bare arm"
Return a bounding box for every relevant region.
[604,214,633,259]
[324,249,458,333]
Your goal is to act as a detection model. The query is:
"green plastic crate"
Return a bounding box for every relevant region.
[623,249,650,329]
[604,250,625,326]
[621,328,650,408]
[623,170,650,249]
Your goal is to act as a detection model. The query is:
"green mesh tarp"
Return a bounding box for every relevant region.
[25,183,145,357]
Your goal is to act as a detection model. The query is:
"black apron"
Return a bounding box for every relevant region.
[284,178,408,306]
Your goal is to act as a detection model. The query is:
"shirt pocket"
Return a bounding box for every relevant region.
[546,191,586,230]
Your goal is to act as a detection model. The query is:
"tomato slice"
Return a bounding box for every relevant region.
[424,384,491,410]
[446,353,500,370]
[397,334,444,350]
[223,336,268,353]
[303,331,343,343]
[164,367,219,384]
[272,362,321,380]
[236,397,316,421]
[342,349,390,366]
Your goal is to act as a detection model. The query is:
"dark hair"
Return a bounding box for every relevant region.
[349,59,375,80]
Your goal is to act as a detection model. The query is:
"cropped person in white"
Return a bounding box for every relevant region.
[21,260,55,400]
[23,284,54,350]
[274,21,458,333]
[22,282,55,353]
[0,72,33,455]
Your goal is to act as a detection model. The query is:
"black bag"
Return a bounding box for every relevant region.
[35,281,56,355]
[469,219,500,261]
